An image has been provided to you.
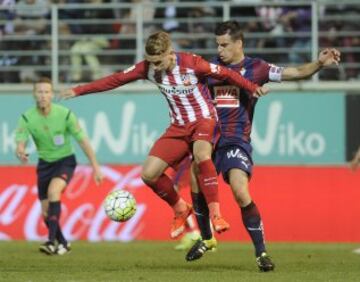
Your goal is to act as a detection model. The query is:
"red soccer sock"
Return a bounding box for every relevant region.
[197,159,220,217]
[147,174,180,207]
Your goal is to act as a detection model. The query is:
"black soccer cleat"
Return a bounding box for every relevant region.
[256,252,275,272]
[185,237,217,262]
[39,241,56,255]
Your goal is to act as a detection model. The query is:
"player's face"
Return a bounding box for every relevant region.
[148,51,176,71]
[216,33,243,64]
[33,82,53,109]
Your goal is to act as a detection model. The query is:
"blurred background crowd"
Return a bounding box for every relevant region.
[0,0,359,83]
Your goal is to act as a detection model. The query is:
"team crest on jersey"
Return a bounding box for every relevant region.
[180,74,191,86]
[240,67,246,76]
[213,85,240,108]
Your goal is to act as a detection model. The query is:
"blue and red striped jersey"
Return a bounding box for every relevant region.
[208,56,283,149]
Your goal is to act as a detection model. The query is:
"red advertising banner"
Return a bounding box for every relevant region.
[0,165,359,242]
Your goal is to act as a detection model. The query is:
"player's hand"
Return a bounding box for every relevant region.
[93,167,104,186]
[16,151,29,164]
[253,86,269,98]
[350,156,360,172]
[318,48,341,67]
[59,88,76,100]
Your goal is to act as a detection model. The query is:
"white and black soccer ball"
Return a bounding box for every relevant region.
[104,190,137,222]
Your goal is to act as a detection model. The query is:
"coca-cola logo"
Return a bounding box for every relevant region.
[0,165,147,241]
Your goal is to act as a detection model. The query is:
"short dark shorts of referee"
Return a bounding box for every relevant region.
[36,154,77,200]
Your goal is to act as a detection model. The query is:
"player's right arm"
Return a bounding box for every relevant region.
[60,61,148,99]
[15,116,30,164]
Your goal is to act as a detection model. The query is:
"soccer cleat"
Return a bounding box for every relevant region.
[170,204,193,239]
[39,241,56,255]
[56,242,72,255]
[174,231,201,251]
[185,237,217,261]
[256,252,275,272]
[211,216,230,233]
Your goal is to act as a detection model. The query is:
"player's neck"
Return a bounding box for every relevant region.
[37,104,52,116]
[230,53,245,65]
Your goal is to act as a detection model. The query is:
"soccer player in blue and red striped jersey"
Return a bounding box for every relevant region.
[186,21,341,271]
[60,31,269,240]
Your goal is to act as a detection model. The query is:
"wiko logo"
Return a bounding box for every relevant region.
[252,101,326,157]
[227,149,248,161]
[78,101,159,156]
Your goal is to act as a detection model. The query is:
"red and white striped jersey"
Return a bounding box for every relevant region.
[73,52,258,126]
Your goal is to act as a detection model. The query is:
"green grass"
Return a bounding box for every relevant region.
[0,241,359,282]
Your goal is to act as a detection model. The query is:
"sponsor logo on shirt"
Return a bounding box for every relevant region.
[157,84,196,96]
[213,85,240,108]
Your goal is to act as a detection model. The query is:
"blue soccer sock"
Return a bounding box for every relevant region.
[241,201,266,257]
[191,192,212,240]
[47,201,62,244]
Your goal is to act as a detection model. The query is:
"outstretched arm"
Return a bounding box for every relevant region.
[281,48,341,81]
[350,146,360,171]
[59,62,148,99]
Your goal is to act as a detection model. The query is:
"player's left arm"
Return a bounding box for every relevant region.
[66,111,103,185]
[281,48,341,81]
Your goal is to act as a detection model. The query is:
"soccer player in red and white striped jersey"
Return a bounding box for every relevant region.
[60,31,268,239]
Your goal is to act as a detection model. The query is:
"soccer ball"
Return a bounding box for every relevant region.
[104,190,137,222]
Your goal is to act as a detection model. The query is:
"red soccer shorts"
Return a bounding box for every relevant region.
[149,118,219,167]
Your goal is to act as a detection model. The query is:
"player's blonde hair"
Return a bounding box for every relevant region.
[33,77,53,91]
[145,31,172,60]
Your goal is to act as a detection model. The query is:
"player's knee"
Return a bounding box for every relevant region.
[141,169,157,185]
[193,151,211,163]
[233,189,251,207]
[47,188,62,202]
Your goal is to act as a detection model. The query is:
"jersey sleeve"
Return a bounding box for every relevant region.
[73,61,148,96]
[268,64,284,83]
[66,111,86,142]
[252,59,284,84]
[15,115,30,143]
[193,55,259,93]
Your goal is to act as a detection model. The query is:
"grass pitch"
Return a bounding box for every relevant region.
[0,241,359,282]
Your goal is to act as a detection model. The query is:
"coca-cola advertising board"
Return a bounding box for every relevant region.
[0,165,359,242]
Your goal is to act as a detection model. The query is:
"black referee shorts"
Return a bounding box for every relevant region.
[36,154,77,200]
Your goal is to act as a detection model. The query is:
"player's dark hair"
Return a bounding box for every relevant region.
[215,20,244,42]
